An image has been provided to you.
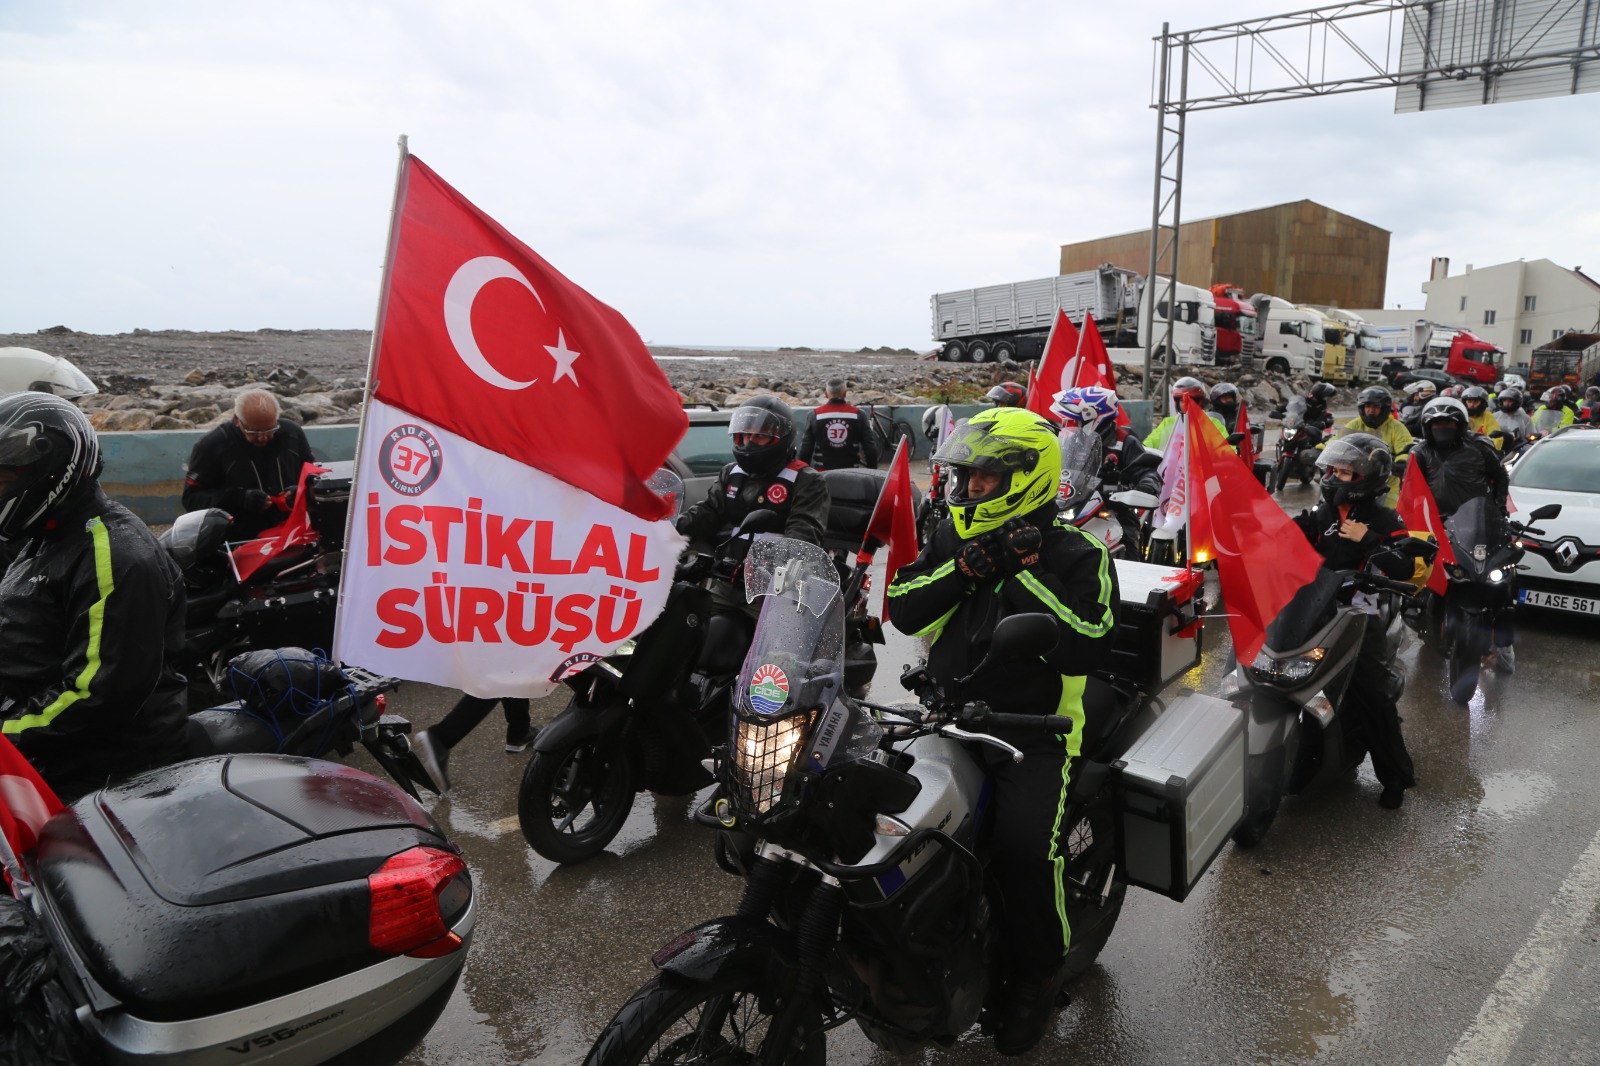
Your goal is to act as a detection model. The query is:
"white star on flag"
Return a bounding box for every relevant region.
[546,330,581,385]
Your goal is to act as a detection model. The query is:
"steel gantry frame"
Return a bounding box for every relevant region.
[1143,0,1600,409]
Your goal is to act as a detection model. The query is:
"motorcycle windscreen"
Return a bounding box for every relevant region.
[1531,408,1566,435]
[738,535,845,719]
[1282,397,1307,428]
[1262,566,1343,652]
[1443,496,1507,577]
[1058,427,1103,509]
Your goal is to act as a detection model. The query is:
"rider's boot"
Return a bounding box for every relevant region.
[993,962,1068,1056]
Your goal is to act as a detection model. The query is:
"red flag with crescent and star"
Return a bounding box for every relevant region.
[334,151,687,698]
[1184,396,1323,664]
[0,733,62,881]
[1396,459,1456,595]
[373,155,685,521]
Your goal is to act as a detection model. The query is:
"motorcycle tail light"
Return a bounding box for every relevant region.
[731,712,814,814]
[369,847,469,958]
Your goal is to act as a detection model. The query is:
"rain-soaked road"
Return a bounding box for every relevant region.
[376,480,1600,1066]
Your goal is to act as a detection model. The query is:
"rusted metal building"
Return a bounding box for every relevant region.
[1058,200,1389,309]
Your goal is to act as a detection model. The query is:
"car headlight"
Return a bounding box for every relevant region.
[1247,648,1326,685]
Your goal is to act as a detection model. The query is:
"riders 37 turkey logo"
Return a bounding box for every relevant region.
[380,424,444,497]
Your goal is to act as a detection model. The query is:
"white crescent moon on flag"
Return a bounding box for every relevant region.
[443,256,543,391]
[0,775,53,835]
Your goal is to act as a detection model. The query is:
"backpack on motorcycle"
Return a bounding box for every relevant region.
[818,468,923,554]
[1112,692,1246,902]
[24,755,473,1065]
[198,647,357,756]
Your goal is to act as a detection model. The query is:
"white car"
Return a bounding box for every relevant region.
[1509,425,1600,616]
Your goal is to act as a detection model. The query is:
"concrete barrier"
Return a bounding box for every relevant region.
[98,398,1156,526]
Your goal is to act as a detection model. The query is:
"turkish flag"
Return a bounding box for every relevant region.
[231,461,329,583]
[1184,396,1323,665]
[1026,310,1081,423]
[0,734,63,873]
[1396,459,1455,594]
[1235,398,1256,468]
[372,155,685,520]
[1071,317,1129,428]
[861,437,918,615]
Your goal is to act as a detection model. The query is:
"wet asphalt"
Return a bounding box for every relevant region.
[373,477,1600,1066]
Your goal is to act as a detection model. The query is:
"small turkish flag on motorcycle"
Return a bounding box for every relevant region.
[0,734,62,883]
[373,155,686,521]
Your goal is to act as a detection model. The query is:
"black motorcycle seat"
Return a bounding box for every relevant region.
[30,755,456,1022]
[191,705,280,754]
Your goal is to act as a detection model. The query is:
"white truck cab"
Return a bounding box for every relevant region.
[1140,278,1217,366]
[1255,296,1324,376]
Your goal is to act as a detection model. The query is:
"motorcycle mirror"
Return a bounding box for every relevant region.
[1226,432,1247,446]
[990,613,1059,662]
[646,467,687,520]
[1527,503,1562,522]
[738,508,784,535]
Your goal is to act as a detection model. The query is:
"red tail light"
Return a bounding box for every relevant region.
[368,846,468,958]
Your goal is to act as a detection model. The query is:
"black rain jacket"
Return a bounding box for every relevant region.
[798,402,879,471]
[676,460,830,549]
[183,418,316,538]
[1412,435,1508,518]
[0,486,190,799]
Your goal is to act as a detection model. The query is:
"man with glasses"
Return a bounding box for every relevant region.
[182,389,315,539]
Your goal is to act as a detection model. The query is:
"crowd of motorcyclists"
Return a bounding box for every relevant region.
[0,360,1586,1059]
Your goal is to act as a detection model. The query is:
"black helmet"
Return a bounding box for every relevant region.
[1462,386,1489,415]
[1309,382,1338,403]
[0,393,102,540]
[1357,386,1392,428]
[727,396,797,477]
[1209,382,1241,421]
[1497,388,1524,413]
[1420,397,1469,449]
[1315,433,1392,505]
[984,382,1027,407]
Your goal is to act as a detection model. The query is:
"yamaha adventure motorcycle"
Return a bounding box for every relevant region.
[1222,561,1422,846]
[583,536,1204,1063]
[1,752,472,1066]
[159,462,353,696]
[1404,498,1560,703]
[518,476,887,865]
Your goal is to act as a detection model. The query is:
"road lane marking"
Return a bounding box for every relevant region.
[1444,827,1600,1066]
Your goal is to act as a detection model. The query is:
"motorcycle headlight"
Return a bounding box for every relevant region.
[1247,648,1326,685]
[1488,568,1505,583]
[730,712,814,815]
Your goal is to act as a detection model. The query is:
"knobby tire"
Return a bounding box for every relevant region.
[585,972,825,1066]
[518,737,636,864]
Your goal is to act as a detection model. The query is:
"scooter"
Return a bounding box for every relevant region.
[159,462,354,696]
[584,536,1239,1063]
[1,752,473,1066]
[1221,561,1422,846]
[1404,498,1560,703]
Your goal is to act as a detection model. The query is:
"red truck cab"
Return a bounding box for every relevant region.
[1210,284,1257,367]
[1444,330,1502,384]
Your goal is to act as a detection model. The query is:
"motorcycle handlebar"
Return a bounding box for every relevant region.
[965,709,1076,732]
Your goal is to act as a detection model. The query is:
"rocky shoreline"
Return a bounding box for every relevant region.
[4,326,1360,432]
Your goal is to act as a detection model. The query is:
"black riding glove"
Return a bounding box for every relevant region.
[999,518,1042,572]
[956,534,1007,581]
[243,489,271,512]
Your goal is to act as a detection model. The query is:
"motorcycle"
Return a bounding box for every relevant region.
[1057,427,1144,559]
[1221,561,1423,846]
[517,475,887,865]
[190,647,439,800]
[158,461,353,696]
[1,752,472,1066]
[584,536,1239,1062]
[1404,497,1560,703]
[1270,398,1331,494]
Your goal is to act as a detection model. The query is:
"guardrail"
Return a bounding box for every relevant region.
[98,400,1155,526]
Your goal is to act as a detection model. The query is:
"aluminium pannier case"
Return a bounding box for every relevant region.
[1102,560,1204,694]
[1112,692,1245,902]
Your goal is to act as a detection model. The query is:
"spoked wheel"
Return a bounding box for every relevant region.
[1059,800,1127,981]
[518,738,636,864]
[585,973,824,1065]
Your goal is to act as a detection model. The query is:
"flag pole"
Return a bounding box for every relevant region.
[333,133,411,657]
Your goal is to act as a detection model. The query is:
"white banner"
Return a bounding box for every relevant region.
[333,398,685,698]
[1155,413,1189,534]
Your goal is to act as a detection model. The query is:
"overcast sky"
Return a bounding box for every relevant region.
[3,1,1597,349]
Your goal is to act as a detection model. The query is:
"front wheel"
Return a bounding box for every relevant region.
[518,737,636,864]
[1232,748,1286,848]
[585,972,825,1066]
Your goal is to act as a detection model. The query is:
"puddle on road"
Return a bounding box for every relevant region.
[1474,769,1557,820]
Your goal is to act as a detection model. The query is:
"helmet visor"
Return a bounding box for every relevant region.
[728,407,789,440]
[0,423,50,468]
[932,419,1037,475]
